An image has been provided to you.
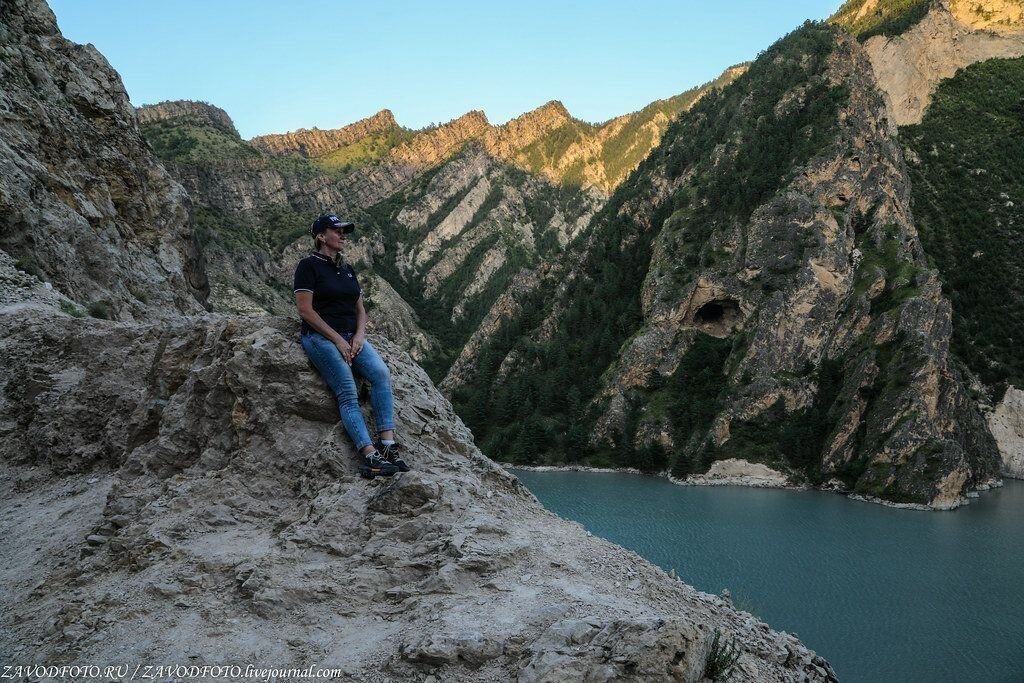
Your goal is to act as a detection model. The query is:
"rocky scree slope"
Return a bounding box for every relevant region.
[449,23,1000,508]
[0,280,835,681]
[0,0,208,319]
[830,0,1024,125]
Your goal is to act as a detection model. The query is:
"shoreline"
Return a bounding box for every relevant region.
[503,462,801,491]
[503,462,1006,510]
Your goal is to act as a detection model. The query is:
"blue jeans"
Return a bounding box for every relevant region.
[301,332,396,451]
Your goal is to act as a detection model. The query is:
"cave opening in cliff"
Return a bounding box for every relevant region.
[693,298,741,336]
[696,302,725,322]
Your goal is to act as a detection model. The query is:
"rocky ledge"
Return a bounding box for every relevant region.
[676,460,794,489]
[0,294,835,681]
[137,100,240,138]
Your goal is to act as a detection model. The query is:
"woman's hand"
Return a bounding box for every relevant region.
[351,331,366,357]
[334,337,354,365]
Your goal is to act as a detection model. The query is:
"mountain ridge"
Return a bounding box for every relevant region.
[249,108,399,157]
[129,70,741,335]
[163,67,744,196]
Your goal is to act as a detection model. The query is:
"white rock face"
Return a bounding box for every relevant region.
[683,459,792,488]
[988,386,1024,478]
[862,0,1024,126]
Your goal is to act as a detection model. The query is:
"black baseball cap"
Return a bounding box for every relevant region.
[310,214,355,236]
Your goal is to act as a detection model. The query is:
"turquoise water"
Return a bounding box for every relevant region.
[513,471,1024,682]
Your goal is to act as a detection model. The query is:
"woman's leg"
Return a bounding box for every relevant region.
[351,340,396,439]
[301,332,374,452]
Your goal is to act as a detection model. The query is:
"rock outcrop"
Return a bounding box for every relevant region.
[482,70,747,193]
[137,100,240,137]
[0,0,209,318]
[680,459,792,488]
[855,0,1024,124]
[482,101,575,159]
[389,111,491,167]
[988,387,1024,478]
[250,109,398,157]
[0,289,835,680]
[950,0,1024,31]
[337,111,493,210]
[372,144,603,382]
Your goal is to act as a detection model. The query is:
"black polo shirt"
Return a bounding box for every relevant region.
[293,253,362,336]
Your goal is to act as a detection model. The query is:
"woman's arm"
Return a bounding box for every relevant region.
[351,296,368,356]
[296,292,354,363]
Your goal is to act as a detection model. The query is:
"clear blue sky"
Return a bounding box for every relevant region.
[49,0,845,140]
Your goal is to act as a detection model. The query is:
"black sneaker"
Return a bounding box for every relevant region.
[375,441,410,472]
[359,450,399,478]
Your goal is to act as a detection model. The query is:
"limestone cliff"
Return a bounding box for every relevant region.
[831,0,1024,124]
[249,109,398,157]
[0,0,208,318]
[0,269,835,680]
[137,100,240,137]
[989,387,1024,478]
[135,105,508,362]
[950,0,1024,30]
[390,111,490,166]
[135,103,605,371]
[484,69,746,193]
[355,144,604,377]
[609,27,999,507]
[482,101,575,159]
[338,111,492,209]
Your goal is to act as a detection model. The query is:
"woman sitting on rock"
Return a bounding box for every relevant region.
[294,213,409,478]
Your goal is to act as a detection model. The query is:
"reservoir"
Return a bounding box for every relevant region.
[513,470,1024,682]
